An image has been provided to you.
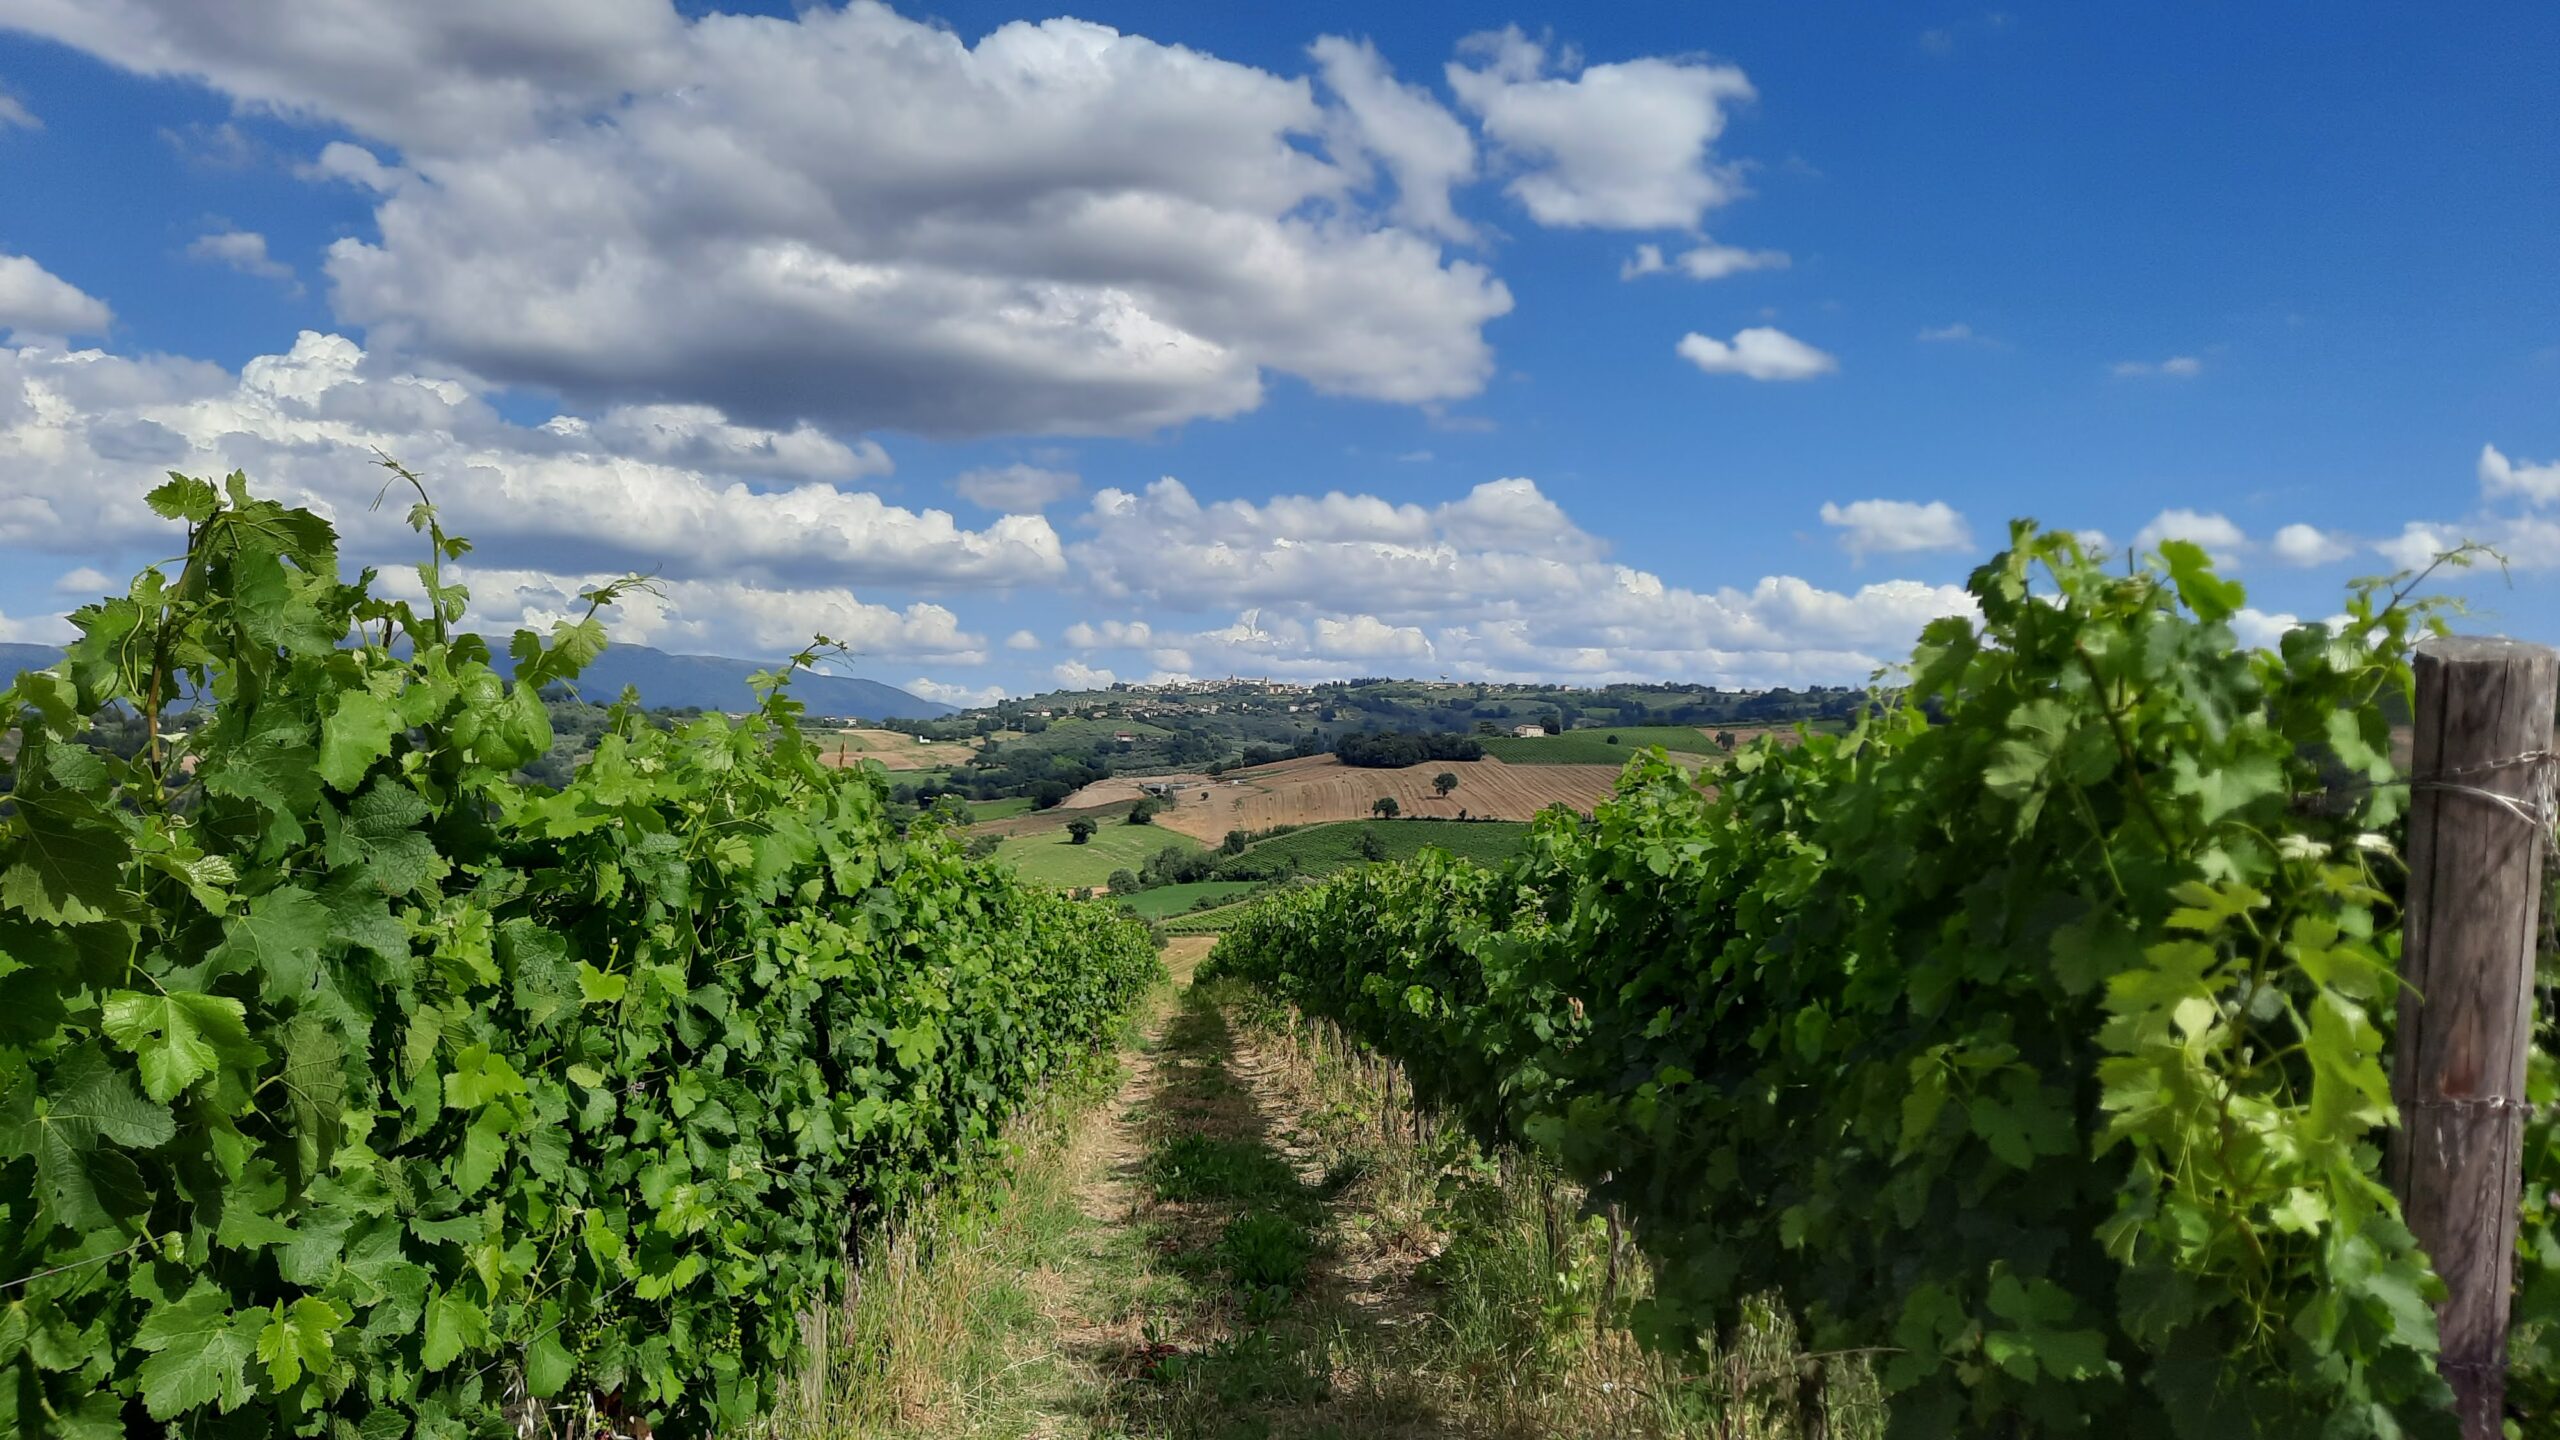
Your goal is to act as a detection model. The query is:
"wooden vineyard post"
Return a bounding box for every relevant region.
[2390,634,2557,1436]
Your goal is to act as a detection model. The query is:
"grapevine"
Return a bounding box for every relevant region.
[0,471,1160,1436]
[1205,526,2552,1437]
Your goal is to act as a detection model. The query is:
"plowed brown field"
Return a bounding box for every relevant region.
[1062,755,1631,844]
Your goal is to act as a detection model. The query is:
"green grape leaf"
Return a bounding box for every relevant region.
[454,1108,512,1196]
[326,780,448,897]
[0,798,129,925]
[41,1042,178,1150]
[256,1296,346,1390]
[420,1289,488,1371]
[210,885,333,1005]
[2157,539,2242,622]
[443,1044,525,1111]
[134,1283,260,1418]
[2169,749,2286,825]
[146,474,221,524]
[100,990,264,1102]
[577,962,628,1006]
[317,690,400,793]
[524,1327,577,1398]
[32,1124,149,1232]
[199,740,326,843]
[280,1015,347,1180]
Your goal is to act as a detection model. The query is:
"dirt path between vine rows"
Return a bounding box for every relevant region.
[770,939,1844,1440]
[990,935,1511,1438]
[939,931,1731,1440]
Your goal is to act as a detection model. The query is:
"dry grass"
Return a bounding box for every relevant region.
[1219,985,1888,1440]
[745,944,1882,1440]
[750,987,1163,1440]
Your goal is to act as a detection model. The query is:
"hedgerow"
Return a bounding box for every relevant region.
[0,473,1159,1437]
[1208,526,2557,1436]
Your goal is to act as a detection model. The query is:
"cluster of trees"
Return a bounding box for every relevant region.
[1332,728,1484,768]
[69,704,173,760]
[1208,735,1327,774]
[896,746,1105,811]
[1107,843,1222,895]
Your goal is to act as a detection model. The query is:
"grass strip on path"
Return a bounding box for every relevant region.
[756,937,1878,1439]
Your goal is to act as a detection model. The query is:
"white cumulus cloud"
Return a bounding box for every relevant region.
[1448,26,1755,230]
[1310,35,1478,243]
[0,253,112,337]
[1064,618,1158,649]
[2267,522,2355,567]
[0,607,70,643]
[1675,327,1836,381]
[905,677,1006,708]
[13,2,1515,439]
[424,566,987,664]
[558,404,890,483]
[186,228,297,287]
[2134,509,2247,567]
[1819,499,1972,560]
[1064,473,1976,687]
[0,329,1067,659]
[2351,445,2560,576]
[2230,608,2302,650]
[1620,239,1789,281]
[2479,443,2560,506]
[53,565,114,596]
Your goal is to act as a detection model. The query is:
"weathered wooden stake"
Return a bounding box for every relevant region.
[2391,634,2557,1437]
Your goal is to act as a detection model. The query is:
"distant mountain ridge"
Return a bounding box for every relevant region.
[0,640,953,720]
[559,643,954,719]
[0,644,62,684]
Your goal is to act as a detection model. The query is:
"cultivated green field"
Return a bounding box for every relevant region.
[993,714,1177,755]
[996,821,1205,889]
[1156,898,1264,934]
[1223,819,1533,877]
[1110,880,1265,918]
[967,795,1035,822]
[1480,725,1727,765]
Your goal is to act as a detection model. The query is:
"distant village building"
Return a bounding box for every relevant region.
[1512,723,1545,739]
[1114,732,1136,745]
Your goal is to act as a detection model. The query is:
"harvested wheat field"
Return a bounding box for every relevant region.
[1066,754,1632,844]
[812,727,968,770]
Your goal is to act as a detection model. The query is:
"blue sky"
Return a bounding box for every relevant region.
[2,2,2555,706]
